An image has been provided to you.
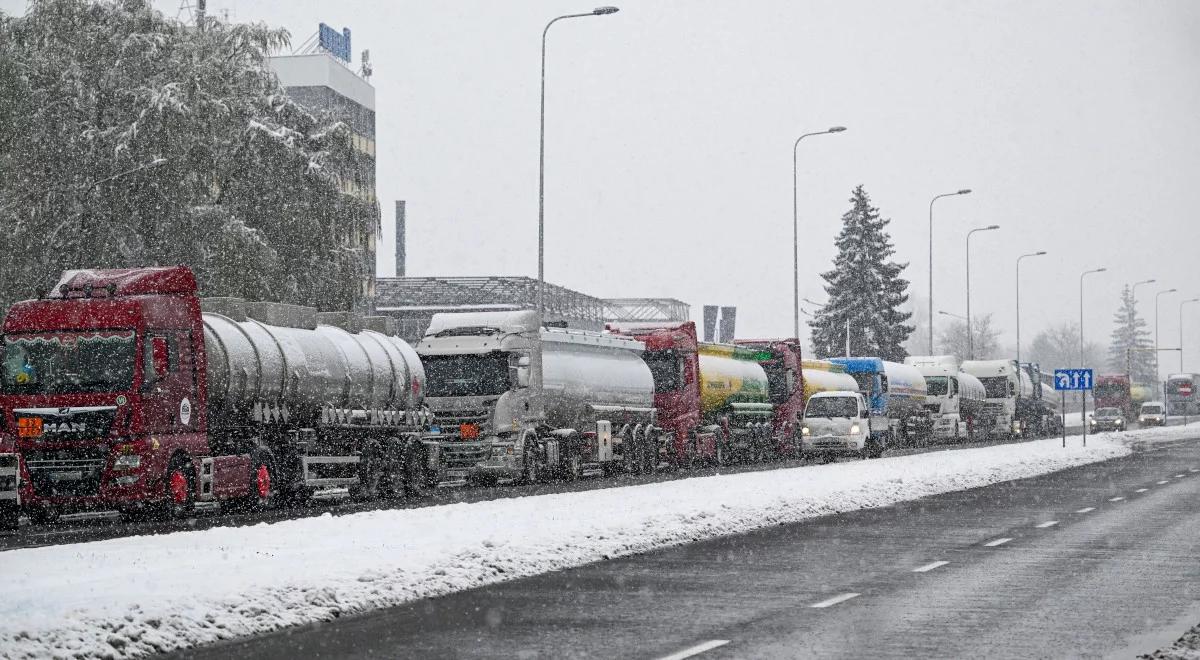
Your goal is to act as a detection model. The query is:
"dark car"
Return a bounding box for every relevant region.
[1089,407,1126,432]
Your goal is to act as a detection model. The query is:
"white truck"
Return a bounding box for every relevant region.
[903,355,986,442]
[799,391,881,460]
[960,359,1035,438]
[415,310,658,484]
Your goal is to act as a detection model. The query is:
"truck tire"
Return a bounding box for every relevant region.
[233,451,274,512]
[519,436,541,486]
[29,505,60,525]
[0,503,17,531]
[404,443,431,497]
[351,444,384,502]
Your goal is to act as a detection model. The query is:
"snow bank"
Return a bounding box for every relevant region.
[2,426,1192,659]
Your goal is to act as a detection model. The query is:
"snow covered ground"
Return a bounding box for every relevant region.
[3,424,1197,659]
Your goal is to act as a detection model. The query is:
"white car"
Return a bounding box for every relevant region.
[1138,401,1166,427]
[800,391,883,460]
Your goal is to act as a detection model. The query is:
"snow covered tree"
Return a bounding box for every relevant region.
[0,0,374,311]
[936,313,1001,359]
[1107,285,1154,382]
[811,185,913,361]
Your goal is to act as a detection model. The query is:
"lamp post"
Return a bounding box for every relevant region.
[1015,251,1047,365]
[792,126,846,341]
[938,310,967,320]
[1155,288,1177,386]
[928,188,972,354]
[965,224,999,359]
[1078,268,1107,367]
[535,6,618,397]
[537,6,619,324]
[1181,298,1200,372]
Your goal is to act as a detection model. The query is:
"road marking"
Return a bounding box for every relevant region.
[1135,488,1149,493]
[1190,468,1198,473]
[913,561,950,573]
[984,537,1013,547]
[1108,496,1125,502]
[810,592,860,608]
[1075,507,1095,513]
[1157,480,1170,485]
[656,640,731,660]
[1175,474,1186,478]
[1035,521,1058,528]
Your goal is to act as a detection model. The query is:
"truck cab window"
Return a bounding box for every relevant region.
[643,350,683,393]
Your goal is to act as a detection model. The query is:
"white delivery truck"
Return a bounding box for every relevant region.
[799,390,881,460]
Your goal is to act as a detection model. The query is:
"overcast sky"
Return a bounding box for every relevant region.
[6,0,1199,373]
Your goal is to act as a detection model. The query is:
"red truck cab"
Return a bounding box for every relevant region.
[732,338,806,455]
[0,267,220,523]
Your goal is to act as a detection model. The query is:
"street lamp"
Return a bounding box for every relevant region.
[535,6,618,395]
[1131,278,1156,305]
[1155,288,1177,385]
[792,126,846,341]
[537,6,620,323]
[1181,298,1200,372]
[965,224,999,359]
[928,188,972,354]
[1015,251,1047,365]
[938,310,967,320]
[1078,268,1107,367]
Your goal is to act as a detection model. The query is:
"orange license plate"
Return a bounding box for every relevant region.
[17,417,43,438]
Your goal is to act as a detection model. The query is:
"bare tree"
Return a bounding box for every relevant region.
[936,313,1001,359]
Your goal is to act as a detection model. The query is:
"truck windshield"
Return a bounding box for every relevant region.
[806,396,858,418]
[1,330,137,394]
[642,349,683,393]
[423,352,510,398]
[1094,383,1126,397]
[978,377,1010,398]
[1142,405,1162,414]
[925,376,949,396]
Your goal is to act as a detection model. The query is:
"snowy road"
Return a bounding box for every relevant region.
[171,431,1200,660]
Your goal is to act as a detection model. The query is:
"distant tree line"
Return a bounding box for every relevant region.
[0,0,373,311]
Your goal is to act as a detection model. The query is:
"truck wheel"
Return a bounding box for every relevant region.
[234,455,273,512]
[404,444,431,497]
[0,503,17,531]
[29,505,60,526]
[351,447,383,501]
[519,437,541,486]
[161,455,195,520]
[564,450,583,481]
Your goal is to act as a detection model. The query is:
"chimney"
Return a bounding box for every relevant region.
[395,200,406,277]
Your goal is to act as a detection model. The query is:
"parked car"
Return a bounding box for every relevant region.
[1089,407,1125,432]
[1138,401,1166,427]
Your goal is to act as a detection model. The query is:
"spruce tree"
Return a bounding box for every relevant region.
[811,185,914,361]
[1107,285,1155,382]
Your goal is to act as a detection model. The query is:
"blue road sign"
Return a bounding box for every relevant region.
[1054,368,1094,391]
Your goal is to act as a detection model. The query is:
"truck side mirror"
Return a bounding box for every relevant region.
[143,336,169,388]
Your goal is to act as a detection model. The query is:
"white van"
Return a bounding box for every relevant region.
[1138,401,1166,427]
[800,391,883,460]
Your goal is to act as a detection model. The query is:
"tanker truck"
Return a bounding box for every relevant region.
[903,355,985,442]
[0,267,435,530]
[607,322,776,466]
[417,311,657,483]
[961,359,1034,438]
[828,357,928,447]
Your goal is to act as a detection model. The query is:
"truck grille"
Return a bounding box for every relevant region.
[434,409,489,427]
[983,402,1006,416]
[25,448,107,497]
[440,441,489,469]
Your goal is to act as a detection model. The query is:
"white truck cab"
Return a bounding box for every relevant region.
[1138,401,1166,427]
[799,391,882,460]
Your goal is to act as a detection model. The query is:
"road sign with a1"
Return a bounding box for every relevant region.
[1054,368,1094,391]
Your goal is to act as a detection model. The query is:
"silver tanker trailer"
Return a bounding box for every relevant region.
[416,310,657,484]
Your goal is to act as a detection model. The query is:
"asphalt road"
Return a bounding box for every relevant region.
[1,422,1106,551]
[173,434,1200,660]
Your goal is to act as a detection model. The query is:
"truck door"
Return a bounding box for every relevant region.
[141,331,197,436]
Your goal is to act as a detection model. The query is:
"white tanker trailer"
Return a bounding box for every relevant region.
[417,310,657,484]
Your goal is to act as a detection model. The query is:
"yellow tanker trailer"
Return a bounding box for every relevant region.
[696,344,774,461]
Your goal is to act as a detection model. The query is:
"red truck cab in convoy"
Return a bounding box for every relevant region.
[0,267,433,530]
[1094,374,1134,420]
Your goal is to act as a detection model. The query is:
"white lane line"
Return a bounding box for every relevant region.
[984,537,1013,547]
[1157,480,1170,485]
[1035,521,1059,528]
[913,560,950,573]
[810,592,861,608]
[1076,507,1095,513]
[1135,488,1149,493]
[1190,468,1198,473]
[1175,474,1186,478]
[1108,496,1125,502]
[656,640,731,660]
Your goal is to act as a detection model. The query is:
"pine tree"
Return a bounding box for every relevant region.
[0,0,374,312]
[811,185,914,361]
[1107,285,1155,382]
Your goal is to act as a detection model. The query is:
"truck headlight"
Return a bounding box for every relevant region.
[801,426,810,436]
[850,424,860,434]
[113,454,142,470]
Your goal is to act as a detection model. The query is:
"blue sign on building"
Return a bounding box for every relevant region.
[1053,369,1094,391]
[319,23,352,63]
